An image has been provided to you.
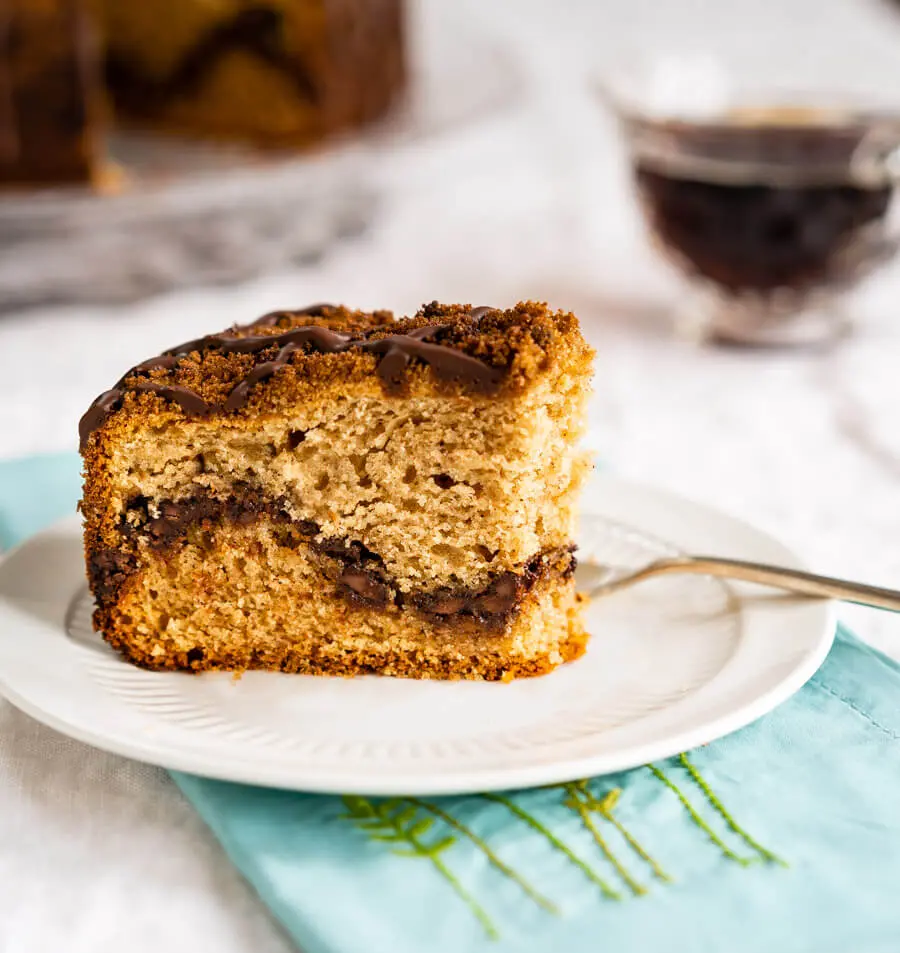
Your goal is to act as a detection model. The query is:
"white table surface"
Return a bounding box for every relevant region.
[3,0,900,949]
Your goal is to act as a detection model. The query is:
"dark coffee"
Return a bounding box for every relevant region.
[632,116,895,293]
[636,167,892,292]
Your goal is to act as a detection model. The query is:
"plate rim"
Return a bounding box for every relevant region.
[0,475,836,795]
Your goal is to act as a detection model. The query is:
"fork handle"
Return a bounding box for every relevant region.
[643,556,900,612]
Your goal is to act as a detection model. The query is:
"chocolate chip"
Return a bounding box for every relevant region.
[158,501,183,520]
[472,575,519,615]
[147,517,180,543]
[288,429,306,449]
[423,595,468,615]
[433,474,457,489]
[315,537,381,565]
[88,548,137,605]
[338,570,389,605]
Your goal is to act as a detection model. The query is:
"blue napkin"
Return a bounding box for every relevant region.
[4,453,900,953]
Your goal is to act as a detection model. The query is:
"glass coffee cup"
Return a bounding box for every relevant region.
[601,59,900,346]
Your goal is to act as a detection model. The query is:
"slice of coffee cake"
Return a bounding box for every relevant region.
[80,302,594,680]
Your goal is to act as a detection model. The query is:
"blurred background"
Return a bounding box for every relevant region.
[2,0,900,651]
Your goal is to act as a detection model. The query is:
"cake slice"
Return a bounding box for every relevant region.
[80,302,594,680]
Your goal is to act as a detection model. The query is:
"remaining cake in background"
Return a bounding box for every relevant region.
[1,0,406,187]
[80,302,594,681]
[0,0,104,186]
[100,0,405,146]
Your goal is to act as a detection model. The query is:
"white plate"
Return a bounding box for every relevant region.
[0,475,834,795]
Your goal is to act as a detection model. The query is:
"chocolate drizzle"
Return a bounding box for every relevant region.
[250,304,335,327]
[79,305,503,450]
[96,486,575,627]
[104,6,318,115]
[469,306,495,321]
[134,381,212,418]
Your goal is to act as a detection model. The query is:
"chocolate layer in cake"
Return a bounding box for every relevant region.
[88,483,577,631]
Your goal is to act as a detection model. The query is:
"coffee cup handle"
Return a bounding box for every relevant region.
[850,123,900,186]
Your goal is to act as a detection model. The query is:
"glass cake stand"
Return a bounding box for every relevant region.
[0,3,520,312]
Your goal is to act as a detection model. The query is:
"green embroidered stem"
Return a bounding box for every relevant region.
[429,852,500,940]
[563,784,646,896]
[407,798,559,914]
[597,790,672,883]
[482,792,621,900]
[678,753,788,867]
[647,766,754,866]
[341,796,500,940]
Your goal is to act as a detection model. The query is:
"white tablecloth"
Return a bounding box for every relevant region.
[3,0,900,949]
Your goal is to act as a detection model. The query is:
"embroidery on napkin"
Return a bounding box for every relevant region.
[340,751,786,939]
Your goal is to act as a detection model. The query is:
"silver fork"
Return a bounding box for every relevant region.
[577,556,900,611]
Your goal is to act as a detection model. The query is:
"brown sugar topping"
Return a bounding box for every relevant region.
[79,301,588,449]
